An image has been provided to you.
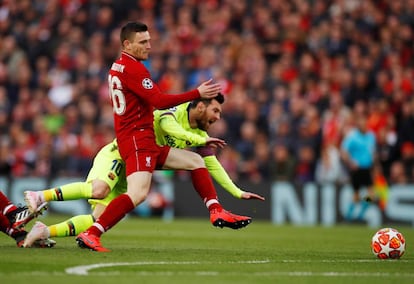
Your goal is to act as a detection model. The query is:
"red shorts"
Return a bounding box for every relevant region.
[117,129,171,176]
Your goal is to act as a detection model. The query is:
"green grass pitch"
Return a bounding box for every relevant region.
[0,215,413,284]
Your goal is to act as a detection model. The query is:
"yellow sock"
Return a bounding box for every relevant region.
[48,214,95,237]
[43,182,93,202]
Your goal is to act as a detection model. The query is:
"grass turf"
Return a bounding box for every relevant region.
[0,214,412,284]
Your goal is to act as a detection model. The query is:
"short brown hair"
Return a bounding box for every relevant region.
[120,22,148,44]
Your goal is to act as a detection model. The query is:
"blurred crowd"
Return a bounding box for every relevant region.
[1,0,414,187]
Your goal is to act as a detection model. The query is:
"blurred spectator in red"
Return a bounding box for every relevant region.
[321,93,351,147]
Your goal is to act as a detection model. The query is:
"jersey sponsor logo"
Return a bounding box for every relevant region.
[164,135,177,147]
[142,78,153,89]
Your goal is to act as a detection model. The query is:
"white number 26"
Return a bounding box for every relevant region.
[108,75,126,115]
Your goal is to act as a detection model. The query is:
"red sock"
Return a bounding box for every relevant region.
[0,214,10,234]
[191,168,222,212]
[88,193,135,237]
[0,192,17,215]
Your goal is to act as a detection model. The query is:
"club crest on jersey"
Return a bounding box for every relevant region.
[145,156,152,167]
[142,78,153,89]
[108,172,116,180]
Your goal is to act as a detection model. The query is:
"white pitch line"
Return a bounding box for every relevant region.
[66,261,200,275]
[65,260,270,275]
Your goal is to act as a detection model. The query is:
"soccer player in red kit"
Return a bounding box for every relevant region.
[76,22,252,252]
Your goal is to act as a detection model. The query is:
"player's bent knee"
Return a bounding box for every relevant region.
[91,180,111,199]
[186,153,205,170]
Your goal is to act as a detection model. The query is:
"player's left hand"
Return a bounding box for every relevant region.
[241,191,265,201]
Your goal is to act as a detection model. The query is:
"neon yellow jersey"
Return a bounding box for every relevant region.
[154,102,208,149]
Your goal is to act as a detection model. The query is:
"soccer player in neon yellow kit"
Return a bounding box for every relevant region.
[154,93,257,201]
[23,94,265,247]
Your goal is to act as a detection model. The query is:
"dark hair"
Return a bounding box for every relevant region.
[120,22,148,44]
[189,93,225,109]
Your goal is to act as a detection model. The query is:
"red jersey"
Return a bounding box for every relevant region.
[108,52,199,142]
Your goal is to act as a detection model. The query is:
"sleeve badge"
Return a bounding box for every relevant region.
[142,78,153,89]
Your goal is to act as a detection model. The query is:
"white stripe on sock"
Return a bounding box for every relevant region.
[205,199,219,209]
[93,223,106,233]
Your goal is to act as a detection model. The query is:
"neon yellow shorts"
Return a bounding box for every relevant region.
[86,140,127,208]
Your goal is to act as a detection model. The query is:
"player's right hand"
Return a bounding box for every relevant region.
[241,191,266,201]
[206,137,227,149]
[197,79,222,99]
